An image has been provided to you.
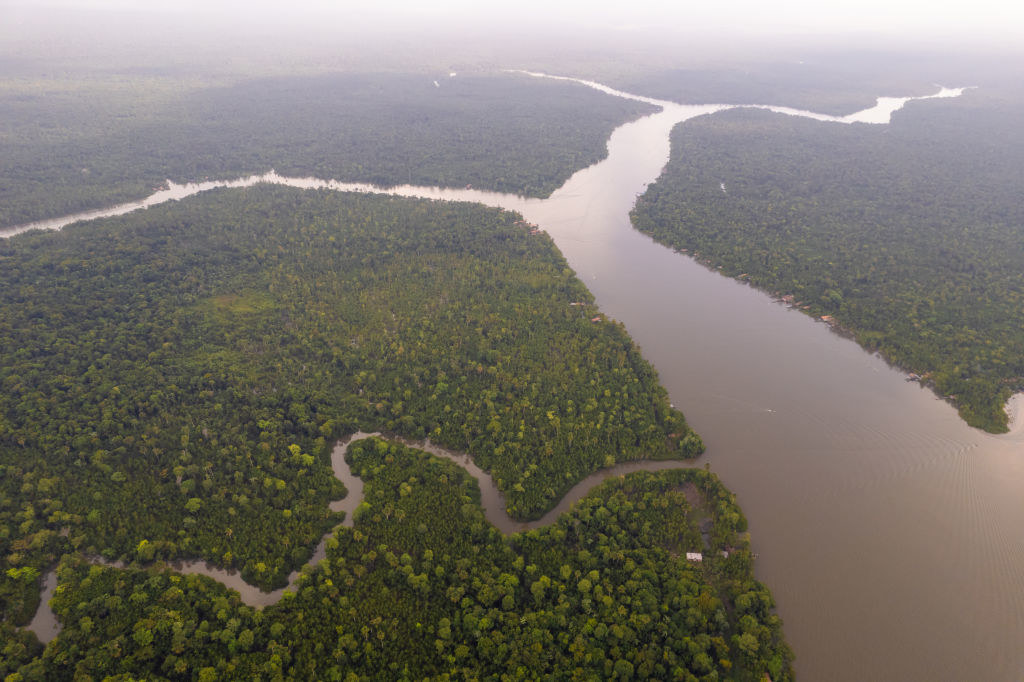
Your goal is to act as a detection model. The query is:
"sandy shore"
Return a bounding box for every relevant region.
[1003,393,1024,436]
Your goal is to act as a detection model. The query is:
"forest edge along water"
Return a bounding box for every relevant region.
[0,77,969,240]
[27,431,708,643]
[16,72,1024,681]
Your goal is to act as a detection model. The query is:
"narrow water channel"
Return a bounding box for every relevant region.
[30,431,700,639]
[13,74,1020,681]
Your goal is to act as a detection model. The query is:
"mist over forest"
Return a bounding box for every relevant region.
[3,1,1024,680]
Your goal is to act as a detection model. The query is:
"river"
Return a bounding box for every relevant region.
[13,74,1022,681]
[29,430,700,643]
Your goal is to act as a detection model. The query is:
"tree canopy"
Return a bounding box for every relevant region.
[1,186,700,631]
[24,438,791,681]
[631,85,1024,431]
[0,72,654,229]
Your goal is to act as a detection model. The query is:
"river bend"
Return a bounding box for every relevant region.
[15,73,1023,682]
[29,431,698,642]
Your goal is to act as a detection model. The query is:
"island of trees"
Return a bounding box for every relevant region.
[631,83,1024,432]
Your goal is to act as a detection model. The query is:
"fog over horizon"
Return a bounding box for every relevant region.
[5,0,1024,38]
[2,0,1023,77]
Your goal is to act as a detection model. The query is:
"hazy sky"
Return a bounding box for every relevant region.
[345,0,1024,39]
[2,0,1021,80]
[5,0,1023,41]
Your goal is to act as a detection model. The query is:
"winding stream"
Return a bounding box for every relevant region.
[29,430,694,642]
[16,74,1023,681]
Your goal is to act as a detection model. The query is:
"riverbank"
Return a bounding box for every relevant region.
[11,70,1012,681]
[27,431,704,641]
[1004,393,1024,437]
[32,434,792,681]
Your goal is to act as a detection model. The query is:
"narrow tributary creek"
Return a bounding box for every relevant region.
[28,431,697,643]
[15,73,1024,682]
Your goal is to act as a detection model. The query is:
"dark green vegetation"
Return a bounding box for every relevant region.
[0,186,700,623]
[1,621,42,677]
[0,72,654,229]
[19,438,790,681]
[632,85,1024,431]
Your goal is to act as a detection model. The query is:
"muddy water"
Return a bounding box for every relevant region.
[516,78,1022,682]
[13,74,1021,682]
[26,570,60,644]
[374,434,699,535]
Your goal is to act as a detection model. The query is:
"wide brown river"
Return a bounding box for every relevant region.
[14,74,1023,680]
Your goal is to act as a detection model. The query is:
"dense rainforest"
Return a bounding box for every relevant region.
[609,53,988,115]
[0,187,704,636]
[631,85,1024,431]
[15,438,791,681]
[0,71,654,229]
